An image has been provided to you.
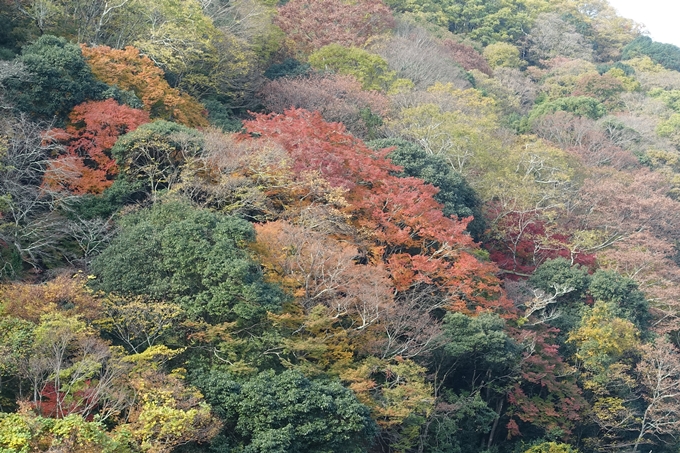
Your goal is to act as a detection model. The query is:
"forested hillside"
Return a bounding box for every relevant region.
[2,0,680,452]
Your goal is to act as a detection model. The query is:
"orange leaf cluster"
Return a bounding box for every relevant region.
[81,45,208,127]
[0,272,102,322]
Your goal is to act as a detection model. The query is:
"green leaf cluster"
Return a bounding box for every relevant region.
[195,369,376,453]
[308,44,397,91]
[369,138,485,239]
[91,201,284,324]
[3,35,107,120]
[622,36,680,73]
[529,96,606,123]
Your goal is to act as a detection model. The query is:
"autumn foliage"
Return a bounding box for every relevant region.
[259,74,389,139]
[7,1,680,452]
[442,39,492,75]
[507,327,584,437]
[242,108,512,315]
[275,0,395,56]
[46,99,149,194]
[81,45,208,127]
[0,272,102,322]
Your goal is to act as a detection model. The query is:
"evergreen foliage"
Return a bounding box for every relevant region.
[3,35,106,120]
[91,202,284,324]
[196,369,376,453]
[623,36,680,72]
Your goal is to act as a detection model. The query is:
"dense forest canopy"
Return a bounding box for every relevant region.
[2,0,680,452]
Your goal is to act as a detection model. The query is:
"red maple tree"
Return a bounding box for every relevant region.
[243,109,513,315]
[46,99,149,194]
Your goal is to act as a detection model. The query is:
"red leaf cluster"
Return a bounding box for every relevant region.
[46,99,149,194]
[243,109,513,314]
[506,327,585,438]
[485,205,595,276]
[441,39,492,75]
[35,382,98,420]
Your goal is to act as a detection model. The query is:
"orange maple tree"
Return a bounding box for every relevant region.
[81,45,208,127]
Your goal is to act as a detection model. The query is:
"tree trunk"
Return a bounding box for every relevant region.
[487,398,504,449]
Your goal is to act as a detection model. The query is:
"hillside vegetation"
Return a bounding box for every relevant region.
[2,0,680,452]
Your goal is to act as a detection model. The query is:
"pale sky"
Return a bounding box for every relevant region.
[606,0,680,47]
